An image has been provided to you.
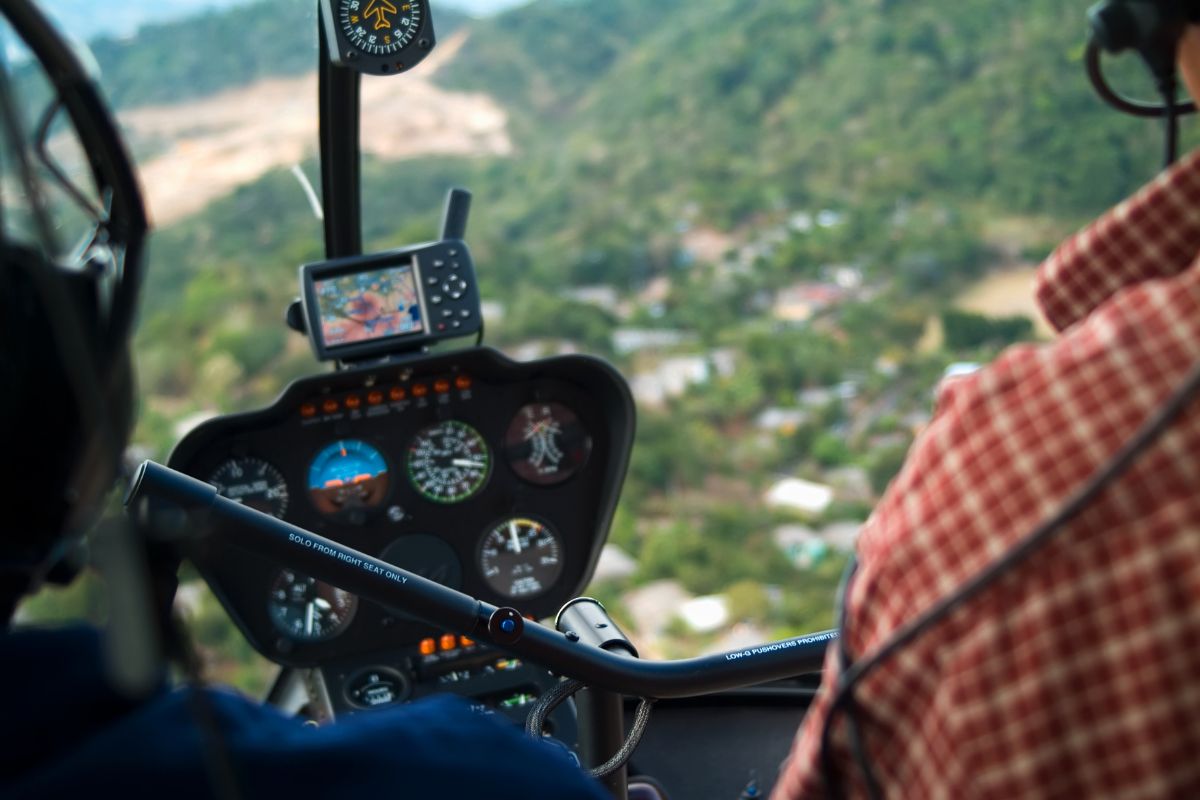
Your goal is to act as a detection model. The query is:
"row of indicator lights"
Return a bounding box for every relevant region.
[419,634,477,656]
[300,375,474,418]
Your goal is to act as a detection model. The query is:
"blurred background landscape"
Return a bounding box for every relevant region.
[19,0,1189,692]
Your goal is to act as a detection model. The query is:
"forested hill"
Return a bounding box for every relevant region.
[94,0,1174,225]
[85,1,467,109]
[127,0,1191,424]
[435,0,1171,230]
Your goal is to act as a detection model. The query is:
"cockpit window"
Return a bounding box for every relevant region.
[0,18,103,264]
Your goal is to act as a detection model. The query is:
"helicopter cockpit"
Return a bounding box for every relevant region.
[12,0,1200,798]
[120,3,833,797]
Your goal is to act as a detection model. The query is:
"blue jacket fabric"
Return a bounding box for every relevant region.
[0,626,609,799]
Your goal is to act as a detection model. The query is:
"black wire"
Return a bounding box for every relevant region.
[1164,77,1180,168]
[819,355,1200,795]
[820,557,882,800]
[1085,41,1197,119]
[524,678,656,780]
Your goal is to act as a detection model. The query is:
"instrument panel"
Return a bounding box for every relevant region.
[169,347,635,669]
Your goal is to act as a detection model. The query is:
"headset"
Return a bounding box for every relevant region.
[0,0,148,620]
[1087,0,1200,164]
[817,3,1200,796]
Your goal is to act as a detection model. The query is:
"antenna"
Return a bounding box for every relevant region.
[440,187,472,240]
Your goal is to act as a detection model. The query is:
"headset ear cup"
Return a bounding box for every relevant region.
[0,244,132,567]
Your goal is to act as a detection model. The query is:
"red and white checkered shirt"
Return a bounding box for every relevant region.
[773,149,1200,799]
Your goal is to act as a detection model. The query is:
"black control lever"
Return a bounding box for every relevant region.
[126,460,836,698]
[440,187,472,241]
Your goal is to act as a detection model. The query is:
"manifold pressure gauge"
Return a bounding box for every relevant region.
[320,0,436,75]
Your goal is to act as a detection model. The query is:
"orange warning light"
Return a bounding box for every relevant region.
[454,375,472,390]
[344,395,362,410]
[300,403,317,418]
[412,383,429,398]
[322,399,339,414]
[367,390,384,405]
[434,379,451,394]
[439,634,458,652]
[389,386,406,402]
[418,638,437,656]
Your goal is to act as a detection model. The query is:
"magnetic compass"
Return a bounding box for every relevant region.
[320,0,436,75]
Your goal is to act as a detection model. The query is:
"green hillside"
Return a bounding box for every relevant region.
[87,0,466,109]
[437,0,1169,233]
[132,0,1185,429]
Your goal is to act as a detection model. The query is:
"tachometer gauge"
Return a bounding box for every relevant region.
[208,457,289,518]
[309,439,390,516]
[503,403,592,486]
[268,569,357,642]
[407,421,490,503]
[478,518,564,599]
[320,0,436,75]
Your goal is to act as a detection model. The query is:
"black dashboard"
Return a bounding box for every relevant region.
[168,347,634,728]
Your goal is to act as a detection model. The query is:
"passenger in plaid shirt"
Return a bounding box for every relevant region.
[774,19,1200,800]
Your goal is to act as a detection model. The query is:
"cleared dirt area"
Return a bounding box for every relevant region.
[120,32,511,225]
[955,264,1055,338]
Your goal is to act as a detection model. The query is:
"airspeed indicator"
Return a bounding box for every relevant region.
[407,421,490,503]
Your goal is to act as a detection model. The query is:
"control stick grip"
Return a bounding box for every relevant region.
[556,597,638,658]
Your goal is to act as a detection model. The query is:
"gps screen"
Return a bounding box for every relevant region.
[314,262,424,349]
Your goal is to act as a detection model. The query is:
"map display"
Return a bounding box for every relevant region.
[315,263,424,348]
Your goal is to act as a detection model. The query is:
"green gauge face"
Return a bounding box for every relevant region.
[339,0,423,56]
[407,420,490,503]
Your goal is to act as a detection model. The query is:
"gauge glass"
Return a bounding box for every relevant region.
[478,518,564,599]
[308,439,390,515]
[268,569,357,642]
[504,402,592,486]
[208,457,289,518]
[407,421,490,503]
[338,0,423,57]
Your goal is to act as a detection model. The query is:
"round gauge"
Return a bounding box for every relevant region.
[208,457,289,518]
[407,421,490,504]
[308,439,390,516]
[503,402,592,486]
[268,569,357,642]
[478,518,564,599]
[337,0,423,57]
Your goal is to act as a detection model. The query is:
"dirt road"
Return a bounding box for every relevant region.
[120,32,511,225]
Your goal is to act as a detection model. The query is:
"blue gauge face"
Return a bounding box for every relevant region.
[308,439,390,515]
